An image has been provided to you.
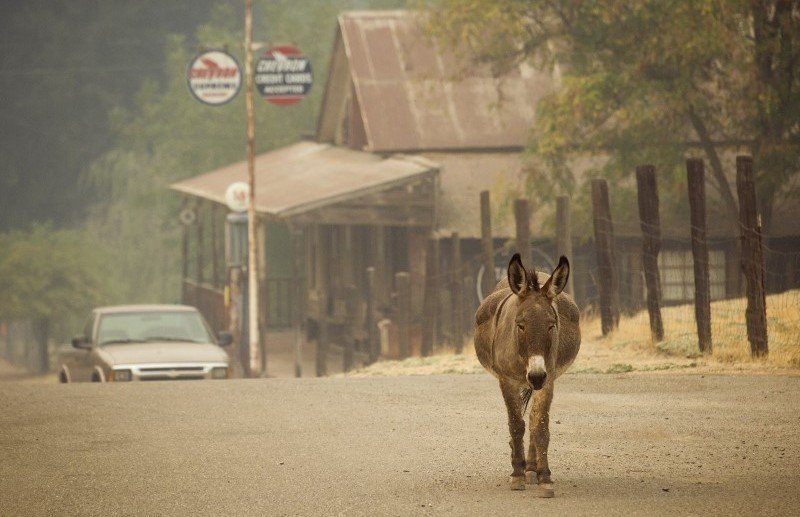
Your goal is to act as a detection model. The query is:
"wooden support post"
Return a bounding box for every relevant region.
[315,225,329,376]
[421,238,439,357]
[342,225,357,372]
[480,191,496,298]
[636,165,665,343]
[181,198,189,303]
[291,228,303,378]
[196,201,205,284]
[395,272,411,359]
[514,198,532,270]
[435,242,446,348]
[591,179,620,335]
[343,284,357,372]
[317,317,328,377]
[555,196,573,295]
[342,226,355,286]
[686,159,712,352]
[366,267,378,363]
[451,232,464,352]
[211,204,220,289]
[736,156,768,357]
[372,226,387,310]
[343,338,354,372]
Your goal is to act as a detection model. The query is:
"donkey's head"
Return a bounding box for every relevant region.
[506,253,570,390]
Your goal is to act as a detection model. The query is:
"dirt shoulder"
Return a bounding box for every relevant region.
[0,357,54,383]
[344,328,800,379]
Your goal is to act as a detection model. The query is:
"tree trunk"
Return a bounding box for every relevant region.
[34,318,50,374]
[686,106,738,225]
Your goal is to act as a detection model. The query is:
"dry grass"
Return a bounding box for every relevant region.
[347,290,800,378]
[583,289,800,371]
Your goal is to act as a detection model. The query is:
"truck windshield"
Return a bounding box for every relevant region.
[97,311,215,346]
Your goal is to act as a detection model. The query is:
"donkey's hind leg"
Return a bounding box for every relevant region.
[500,380,527,490]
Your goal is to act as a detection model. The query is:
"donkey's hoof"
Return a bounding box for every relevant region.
[525,471,536,484]
[509,476,526,490]
[534,485,555,498]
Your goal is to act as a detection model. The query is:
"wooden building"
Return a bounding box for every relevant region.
[171,10,800,371]
[170,10,558,366]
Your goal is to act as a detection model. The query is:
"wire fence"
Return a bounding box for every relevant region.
[502,212,800,368]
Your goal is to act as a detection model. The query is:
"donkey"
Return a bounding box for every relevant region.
[474,253,580,496]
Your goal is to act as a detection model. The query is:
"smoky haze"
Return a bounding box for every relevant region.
[0,1,226,230]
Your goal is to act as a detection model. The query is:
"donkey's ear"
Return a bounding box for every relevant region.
[543,256,570,299]
[507,253,530,296]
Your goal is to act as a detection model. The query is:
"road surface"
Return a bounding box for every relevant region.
[1,373,799,516]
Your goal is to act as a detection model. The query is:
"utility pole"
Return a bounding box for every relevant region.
[244,0,261,377]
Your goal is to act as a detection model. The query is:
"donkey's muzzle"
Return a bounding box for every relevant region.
[527,372,547,390]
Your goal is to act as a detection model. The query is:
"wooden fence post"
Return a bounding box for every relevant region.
[480,191,495,299]
[463,275,474,338]
[514,198,532,271]
[366,267,378,363]
[686,159,712,352]
[451,232,464,352]
[636,165,665,343]
[396,272,411,359]
[421,238,439,357]
[591,179,620,335]
[736,156,768,357]
[555,196,573,295]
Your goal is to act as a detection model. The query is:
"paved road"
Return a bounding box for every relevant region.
[1,373,799,516]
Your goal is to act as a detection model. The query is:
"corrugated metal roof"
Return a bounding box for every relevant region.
[338,10,554,153]
[169,141,438,217]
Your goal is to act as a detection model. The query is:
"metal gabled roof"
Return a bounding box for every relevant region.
[335,10,554,152]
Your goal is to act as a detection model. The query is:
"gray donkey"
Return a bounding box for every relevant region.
[474,253,581,496]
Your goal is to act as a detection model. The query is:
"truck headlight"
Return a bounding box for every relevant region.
[114,369,132,382]
[211,367,228,379]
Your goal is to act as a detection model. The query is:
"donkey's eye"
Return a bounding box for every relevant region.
[548,324,556,332]
[516,323,525,332]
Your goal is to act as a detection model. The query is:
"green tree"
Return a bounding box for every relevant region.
[0,226,113,372]
[424,0,800,237]
[0,1,222,230]
[83,0,404,303]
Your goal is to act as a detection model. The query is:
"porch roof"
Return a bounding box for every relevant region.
[169,141,438,218]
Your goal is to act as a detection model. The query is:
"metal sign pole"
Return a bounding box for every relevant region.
[244,0,262,377]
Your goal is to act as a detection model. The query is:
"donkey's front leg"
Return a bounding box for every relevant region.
[500,380,527,490]
[526,385,554,495]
